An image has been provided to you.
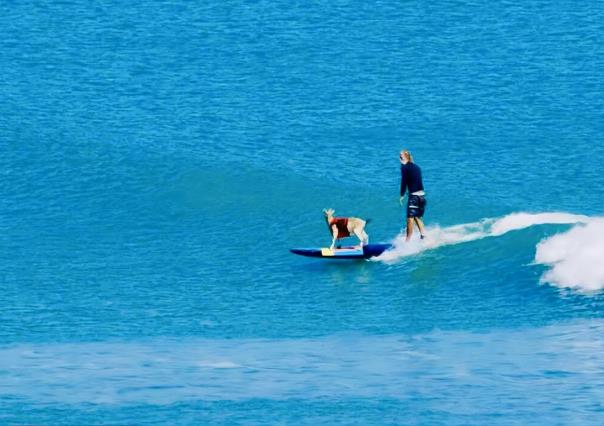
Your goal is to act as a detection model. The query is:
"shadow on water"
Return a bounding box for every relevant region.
[294,258,375,286]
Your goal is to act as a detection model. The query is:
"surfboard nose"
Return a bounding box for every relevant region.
[290,248,310,256]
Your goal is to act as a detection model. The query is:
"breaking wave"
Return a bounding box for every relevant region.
[535,219,604,292]
[377,212,603,292]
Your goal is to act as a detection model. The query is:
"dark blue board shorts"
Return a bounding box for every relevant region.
[407,194,427,218]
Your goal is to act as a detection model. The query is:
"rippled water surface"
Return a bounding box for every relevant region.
[2,0,604,424]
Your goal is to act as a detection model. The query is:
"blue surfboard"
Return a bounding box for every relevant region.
[290,243,392,259]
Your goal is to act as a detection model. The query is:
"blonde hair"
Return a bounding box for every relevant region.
[401,150,413,163]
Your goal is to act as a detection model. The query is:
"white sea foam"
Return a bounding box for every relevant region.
[377,212,604,292]
[490,212,590,236]
[534,219,604,292]
[198,360,243,369]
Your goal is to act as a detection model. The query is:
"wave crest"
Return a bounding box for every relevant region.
[377,212,604,293]
[377,212,588,262]
[535,219,604,292]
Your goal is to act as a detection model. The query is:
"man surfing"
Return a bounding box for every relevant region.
[399,150,427,241]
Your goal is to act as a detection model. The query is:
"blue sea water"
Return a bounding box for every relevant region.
[2,0,604,424]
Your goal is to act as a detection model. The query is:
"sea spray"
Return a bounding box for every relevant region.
[535,219,604,292]
[490,212,590,236]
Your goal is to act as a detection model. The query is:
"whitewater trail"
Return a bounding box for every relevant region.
[376,212,604,293]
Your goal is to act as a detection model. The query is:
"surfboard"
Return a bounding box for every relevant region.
[290,243,392,259]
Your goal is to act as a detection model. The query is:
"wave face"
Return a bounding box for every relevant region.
[378,212,604,292]
[377,212,590,261]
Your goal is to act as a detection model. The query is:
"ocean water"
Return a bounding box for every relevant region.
[2,0,604,424]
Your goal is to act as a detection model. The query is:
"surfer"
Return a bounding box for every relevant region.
[323,208,369,250]
[399,150,427,241]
